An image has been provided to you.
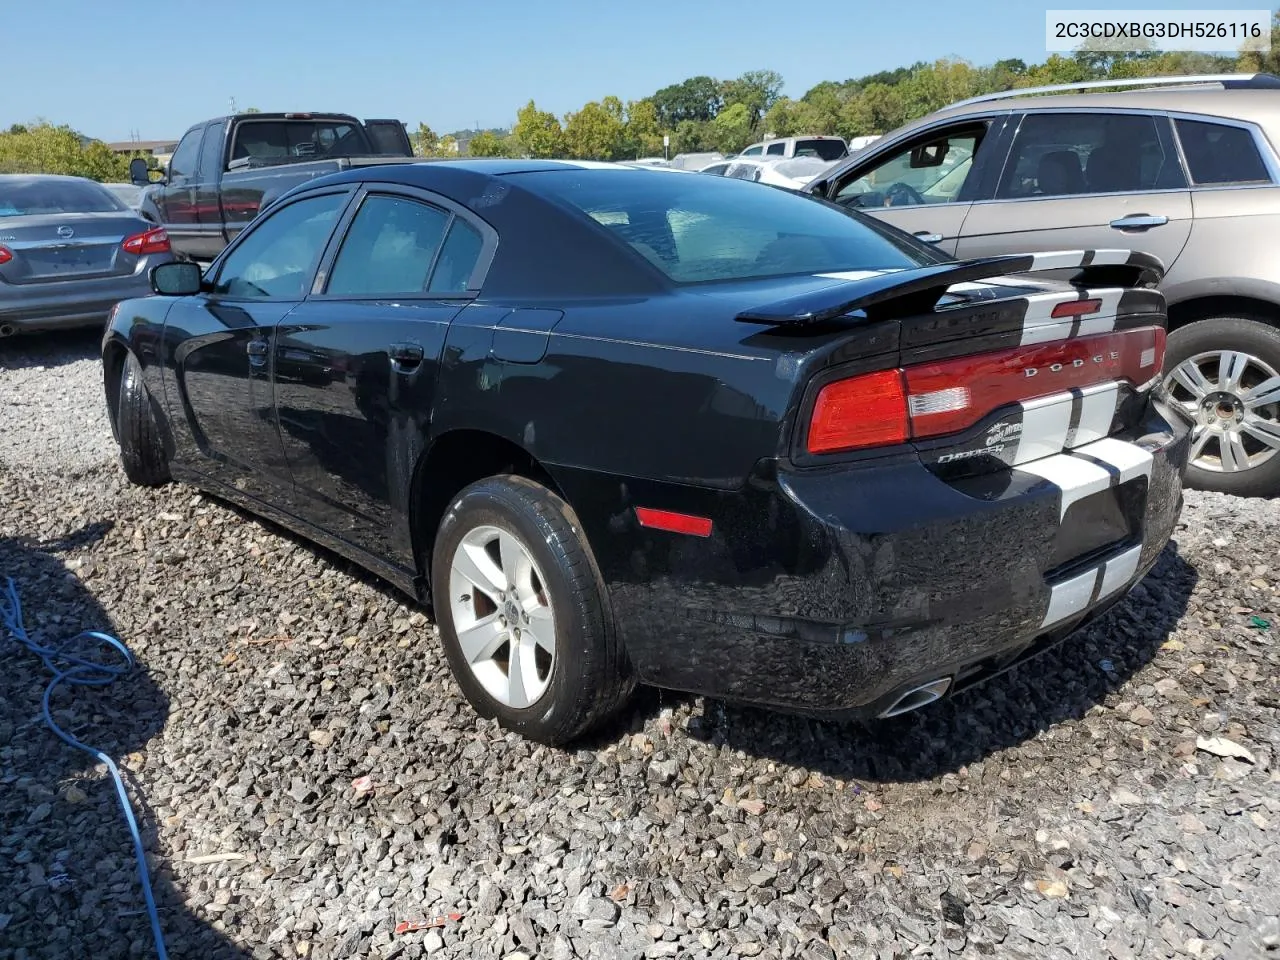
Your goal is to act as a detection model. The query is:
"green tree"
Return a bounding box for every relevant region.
[0,123,127,180]
[414,122,439,156]
[438,134,458,155]
[671,119,713,154]
[512,100,565,158]
[708,102,754,153]
[1237,11,1280,74]
[563,98,627,159]
[467,130,509,157]
[623,98,665,157]
[839,83,907,137]
[652,76,723,126]
[720,69,785,131]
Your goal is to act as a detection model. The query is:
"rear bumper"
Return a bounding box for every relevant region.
[570,396,1189,719]
[0,256,171,332]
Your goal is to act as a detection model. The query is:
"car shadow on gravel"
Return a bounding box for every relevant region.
[0,328,102,371]
[689,542,1198,784]
[0,527,250,960]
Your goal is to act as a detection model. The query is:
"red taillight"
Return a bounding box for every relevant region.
[635,507,714,538]
[807,369,909,454]
[805,326,1166,455]
[0,245,12,265]
[1050,298,1102,319]
[122,227,170,256]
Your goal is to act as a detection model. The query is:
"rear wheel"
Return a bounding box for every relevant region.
[430,475,632,745]
[116,351,171,487]
[1165,316,1280,498]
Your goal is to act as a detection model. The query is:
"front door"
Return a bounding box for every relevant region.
[155,127,203,254]
[273,189,490,565]
[955,111,1194,270]
[822,118,1006,255]
[190,120,228,260]
[163,189,352,501]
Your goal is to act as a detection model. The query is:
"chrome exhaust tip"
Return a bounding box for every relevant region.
[877,677,952,718]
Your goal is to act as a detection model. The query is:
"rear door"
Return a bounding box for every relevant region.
[822,116,1010,254]
[272,186,494,565]
[363,119,414,156]
[154,125,203,250]
[162,188,353,500]
[956,110,1193,270]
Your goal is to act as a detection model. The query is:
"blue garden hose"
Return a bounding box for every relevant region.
[1,575,169,960]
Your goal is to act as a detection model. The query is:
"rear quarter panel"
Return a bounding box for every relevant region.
[1162,185,1280,306]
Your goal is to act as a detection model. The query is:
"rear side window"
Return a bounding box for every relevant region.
[514,168,934,284]
[427,220,484,293]
[1175,119,1272,185]
[0,178,125,216]
[998,113,1185,198]
[327,195,451,296]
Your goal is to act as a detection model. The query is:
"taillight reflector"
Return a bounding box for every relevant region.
[122,227,170,256]
[0,245,12,265]
[1050,298,1102,319]
[635,507,713,538]
[805,326,1166,455]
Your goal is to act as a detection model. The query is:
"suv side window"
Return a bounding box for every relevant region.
[766,141,786,156]
[167,129,202,184]
[832,123,987,209]
[1175,118,1272,186]
[997,112,1185,199]
[212,192,347,299]
[740,145,764,157]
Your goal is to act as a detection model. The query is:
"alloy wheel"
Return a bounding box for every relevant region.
[1167,349,1280,473]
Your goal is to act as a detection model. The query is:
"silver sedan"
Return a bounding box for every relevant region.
[0,174,176,337]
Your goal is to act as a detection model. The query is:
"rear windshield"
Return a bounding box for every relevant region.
[230,120,374,164]
[795,139,848,161]
[0,178,126,216]
[513,168,935,283]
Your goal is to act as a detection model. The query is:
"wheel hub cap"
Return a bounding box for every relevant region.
[447,525,556,709]
[1168,348,1280,474]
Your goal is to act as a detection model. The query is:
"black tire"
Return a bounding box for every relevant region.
[116,351,171,487]
[1165,315,1280,498]
[431,475,633,745]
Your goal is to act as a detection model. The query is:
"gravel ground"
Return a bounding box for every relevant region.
[1,330,1278,960]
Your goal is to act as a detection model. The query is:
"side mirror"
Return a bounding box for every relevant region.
[150,261,203,297]
[129,157,151,186]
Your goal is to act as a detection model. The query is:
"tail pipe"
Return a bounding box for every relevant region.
[0,323,15,338]
[877,677,952,718]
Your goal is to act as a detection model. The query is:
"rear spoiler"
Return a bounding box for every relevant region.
[735,250,1165,327]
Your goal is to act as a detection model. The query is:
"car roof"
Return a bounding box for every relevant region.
[919,87,1280,129]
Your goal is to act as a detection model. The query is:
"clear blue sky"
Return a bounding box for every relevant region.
[4,0,1256,141]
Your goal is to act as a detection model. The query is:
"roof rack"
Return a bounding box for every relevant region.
[945,73,1280,111]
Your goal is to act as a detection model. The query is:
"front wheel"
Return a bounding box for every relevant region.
[430,475,633,745]
[116,351,171,487]
[1164,316,1280,498]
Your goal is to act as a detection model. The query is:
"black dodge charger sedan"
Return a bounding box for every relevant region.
[101,159,1189,745]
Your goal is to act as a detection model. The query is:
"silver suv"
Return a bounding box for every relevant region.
[805,73,1280,497]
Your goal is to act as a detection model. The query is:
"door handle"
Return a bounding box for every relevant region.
[389,342,424,373]
[1109,214,1168,231]
[914,231,943,243]
[246,339,268,365]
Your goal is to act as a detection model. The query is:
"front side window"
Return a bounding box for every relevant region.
[740,145,764,157]
[1175,118,1271,185]
[997,112,1185,199]
[212,192,347,299]
[198,121,226,179]
[168,129,201,182]
[833,124,986,209]
[766,141,786,156]
[515,168,937,284]
[326,195,451,296]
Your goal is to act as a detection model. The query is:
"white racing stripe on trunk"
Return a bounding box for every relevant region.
[1017,453,1114,518]
[1014,396,1073,464]
[1072,383,1120,447]
[1041,566,1101,627]
[1029,250,1089,271]
[1097,543,1143,599]
[1019,288,1124,346]
[1089,249,1132,266]
[1078,435,1155,484]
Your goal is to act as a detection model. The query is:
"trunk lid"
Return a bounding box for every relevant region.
[0,212,151,284]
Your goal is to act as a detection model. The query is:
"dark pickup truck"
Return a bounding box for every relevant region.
[130,112,415,260]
